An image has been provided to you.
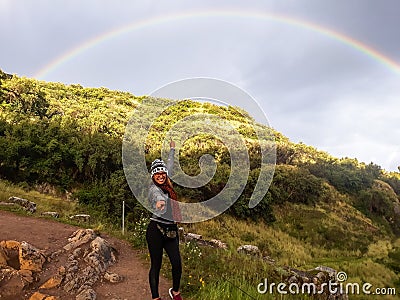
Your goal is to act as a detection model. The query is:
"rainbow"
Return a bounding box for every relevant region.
[34,10,400,79]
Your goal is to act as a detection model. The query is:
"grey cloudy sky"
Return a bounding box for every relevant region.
[1,0,399,171]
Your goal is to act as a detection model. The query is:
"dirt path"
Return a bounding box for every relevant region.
[0,210,172,300]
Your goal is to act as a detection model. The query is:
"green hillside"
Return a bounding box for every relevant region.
[1,69,399,299]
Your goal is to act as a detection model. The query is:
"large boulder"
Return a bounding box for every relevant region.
[0,240,45,272]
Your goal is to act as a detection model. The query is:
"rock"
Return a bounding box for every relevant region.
[316,271,327,282]
[18,269,32,276]
[67,229,97,243]
[84,237,116,273]
[209,239,228,250]
[8,196,37,213]
[314,265,337,279]
[185,233,203,241]
[76,288,96,300]
[73,247,83,257]
[0,240,21,250]
[69,214,91,222]
[64,256,79,284]
[62,235,117,295]
[29,292,59,300]
[104,271,123,283]
[262,255,276,264]
[18,269,34,283]
[63,277,79,293]
[0,241,46,283]
[41,211,59,218]
[50,249,64,259]
[91,237,116,264]
[40,274,64,289]
[19,241,46,272]
[237,244,260,256]
[58,265,66,275]
[64,229,97,251]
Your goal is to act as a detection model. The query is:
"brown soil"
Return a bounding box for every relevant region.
[0,210,172,300]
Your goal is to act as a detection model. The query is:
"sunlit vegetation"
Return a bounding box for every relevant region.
[1,69,399,299]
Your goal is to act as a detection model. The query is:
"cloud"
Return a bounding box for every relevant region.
[1,1,399,171]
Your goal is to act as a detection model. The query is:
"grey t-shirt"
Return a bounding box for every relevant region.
[148,148,175,224]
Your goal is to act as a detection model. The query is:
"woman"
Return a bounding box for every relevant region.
[146,140,183,300]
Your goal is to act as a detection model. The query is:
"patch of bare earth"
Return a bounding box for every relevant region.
[0,210,172,299]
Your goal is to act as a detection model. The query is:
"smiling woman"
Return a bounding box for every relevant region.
[146,140,184,300]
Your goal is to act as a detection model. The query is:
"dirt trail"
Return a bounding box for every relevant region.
[0,210,172,300]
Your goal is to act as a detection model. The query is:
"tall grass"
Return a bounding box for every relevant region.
[194,277,311,300]
[184,204,399,299]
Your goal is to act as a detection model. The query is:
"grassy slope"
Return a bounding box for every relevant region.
[1,72,399,299]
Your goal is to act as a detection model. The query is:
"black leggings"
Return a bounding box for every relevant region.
[146,220,182,299]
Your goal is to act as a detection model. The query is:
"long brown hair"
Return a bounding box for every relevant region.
[152,176,181,222]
